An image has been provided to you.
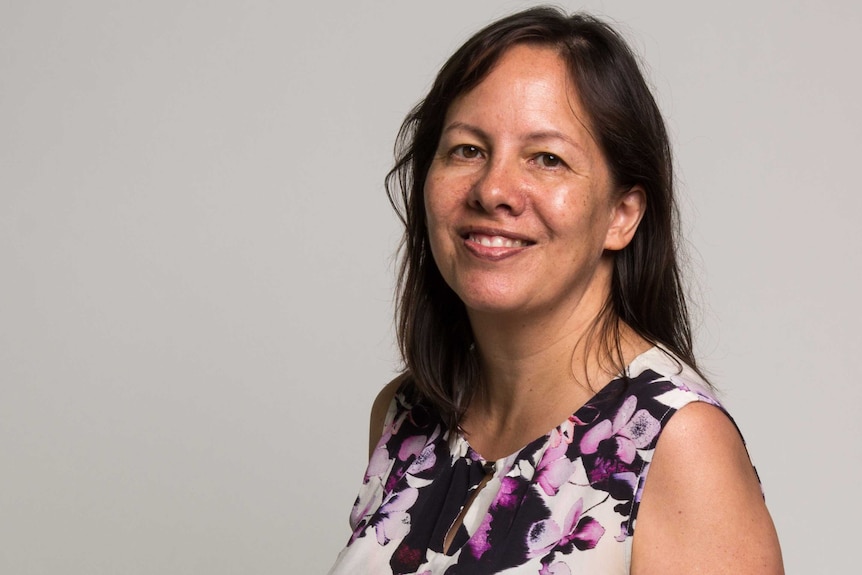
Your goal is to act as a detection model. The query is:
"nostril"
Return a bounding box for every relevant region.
[467,170,525,215]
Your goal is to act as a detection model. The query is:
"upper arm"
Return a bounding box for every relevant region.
[368,373,408,459]
[631,402,784,575]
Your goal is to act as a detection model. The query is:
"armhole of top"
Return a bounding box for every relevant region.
[380,389,400,430]
[370,372,412,449]
[674,398,761,490]
[626,391,746,571]
[627,392,756,526]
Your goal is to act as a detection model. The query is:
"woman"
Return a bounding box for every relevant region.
[329,7,783,574]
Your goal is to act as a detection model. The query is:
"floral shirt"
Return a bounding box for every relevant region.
[328,347,734,575]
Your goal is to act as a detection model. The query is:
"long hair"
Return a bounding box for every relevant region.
[387,6,700,429]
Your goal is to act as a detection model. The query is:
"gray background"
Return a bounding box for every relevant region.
[2,0,859,573]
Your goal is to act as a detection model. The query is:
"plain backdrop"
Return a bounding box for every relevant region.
[2,1,860,573]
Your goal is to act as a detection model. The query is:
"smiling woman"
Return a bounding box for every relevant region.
[424,44,642,324]
[327,6,783,574]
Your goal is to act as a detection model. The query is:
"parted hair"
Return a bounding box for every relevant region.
[386,6,701,429]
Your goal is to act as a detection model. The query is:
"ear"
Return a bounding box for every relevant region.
[604,185,646,251]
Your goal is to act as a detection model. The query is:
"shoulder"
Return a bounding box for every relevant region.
[368,372,410,458]
[627,346,717,403]
[618,346,729,431]
[630,386,784,573]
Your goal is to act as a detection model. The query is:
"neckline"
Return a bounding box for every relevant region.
[454,345,661,466]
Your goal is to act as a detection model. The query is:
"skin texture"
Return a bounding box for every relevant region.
[631,402,784,574]
[424,46,641,322]
[370,44,784,573]
[422,44,647,461]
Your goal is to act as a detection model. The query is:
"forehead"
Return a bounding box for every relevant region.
[443,44,594,141]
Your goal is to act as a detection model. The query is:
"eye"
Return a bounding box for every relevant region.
[451,144,483,160]
[535,153,564,169]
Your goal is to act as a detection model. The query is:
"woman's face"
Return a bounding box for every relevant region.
[424,44,643,320]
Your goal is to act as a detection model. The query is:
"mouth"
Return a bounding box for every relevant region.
[466,232,531,248]
[459,227,537,259]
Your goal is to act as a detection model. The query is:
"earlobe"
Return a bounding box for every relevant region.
[604,185,646,251]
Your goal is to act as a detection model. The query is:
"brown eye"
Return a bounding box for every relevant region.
[536,153,563,168]
[453,145,482,159]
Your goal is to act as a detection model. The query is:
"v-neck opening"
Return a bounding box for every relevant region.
[436,347,661,559]
[452,345,658,466]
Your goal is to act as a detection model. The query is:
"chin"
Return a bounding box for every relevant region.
[456,290,530,316]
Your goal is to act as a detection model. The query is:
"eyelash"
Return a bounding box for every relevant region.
[450,144,483,160]
[533,153,564,169]
[448,145,567,170]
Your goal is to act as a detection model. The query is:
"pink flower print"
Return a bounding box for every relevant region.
[536,414,592,496]
[496,476,520,509]
[374,487,419,546]
[560,498,605,551]
[366,443,393,479]
[467,511,494,560]
[536,439,579,497]
[406,443,437,475]
[549,413,592,449]
[398,434,427,461]
[349,479,384,532]
[526,498,605,557]
[580,396,660,464]
[539,561,572,575]
[526,517,563,557]
[365,423,398,482]
[549,416,575,449]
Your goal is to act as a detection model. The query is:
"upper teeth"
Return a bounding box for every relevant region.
[470,234,527,248]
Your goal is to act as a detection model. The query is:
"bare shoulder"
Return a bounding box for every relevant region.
[631,401,784,575]
[368,372,410,458]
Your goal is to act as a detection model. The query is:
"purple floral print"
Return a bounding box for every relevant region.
[580,396,661,463]
[328,347,736,575]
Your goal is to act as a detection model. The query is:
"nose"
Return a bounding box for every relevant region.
[467,157,526,216]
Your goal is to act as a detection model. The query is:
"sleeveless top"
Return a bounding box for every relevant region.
[328,347,738,575]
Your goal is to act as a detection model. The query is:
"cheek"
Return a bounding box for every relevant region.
[423,178,449,257]
[543,185,612,248]
[545,187,571,213]
[423,187,440,235]
[423,172,459,230]
[540,185,592,233]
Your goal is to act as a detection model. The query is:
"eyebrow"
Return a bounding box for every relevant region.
[523,129,585,153]
[442,122,586,153]
[442,121,491,141]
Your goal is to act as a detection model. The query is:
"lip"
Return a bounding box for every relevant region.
[459,226,535,260]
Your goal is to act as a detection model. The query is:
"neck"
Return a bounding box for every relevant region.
[455,262,652,460]
[468,299,610,409]
[461,283,627,445]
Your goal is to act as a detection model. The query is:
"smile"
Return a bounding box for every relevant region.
[467,233,529,248]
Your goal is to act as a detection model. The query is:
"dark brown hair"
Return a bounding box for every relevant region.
[387,6,701,428]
